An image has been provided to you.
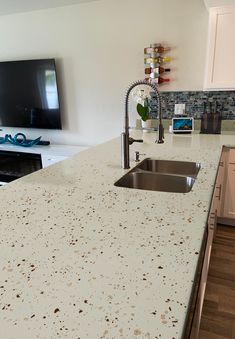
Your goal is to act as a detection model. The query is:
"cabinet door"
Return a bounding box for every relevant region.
[189,228,214,339]
[204,5,235,90]
[222,149,235,219]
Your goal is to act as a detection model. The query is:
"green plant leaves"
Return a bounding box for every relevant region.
[137,103,149,121]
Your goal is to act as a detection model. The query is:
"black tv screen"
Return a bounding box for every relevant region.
[0,58,62,129]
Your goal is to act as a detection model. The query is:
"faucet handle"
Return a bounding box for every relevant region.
[135,151,146,162]
[129,137,143,145]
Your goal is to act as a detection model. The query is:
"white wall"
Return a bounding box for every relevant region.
[0,0,208,146]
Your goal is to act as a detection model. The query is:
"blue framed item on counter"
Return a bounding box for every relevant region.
[172,117,194,133]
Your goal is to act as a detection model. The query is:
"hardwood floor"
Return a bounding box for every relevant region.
[199,224,235,339]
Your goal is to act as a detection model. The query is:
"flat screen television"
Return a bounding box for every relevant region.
[0,58,62,129]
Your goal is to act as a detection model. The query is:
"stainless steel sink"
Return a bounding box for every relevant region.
[115,158,200,193]
[136,158,201,178]
[114,170,195,193]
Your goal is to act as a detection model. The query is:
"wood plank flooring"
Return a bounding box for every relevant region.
[199,224,235,339]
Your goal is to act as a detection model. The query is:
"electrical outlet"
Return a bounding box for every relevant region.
[174,104,186,115]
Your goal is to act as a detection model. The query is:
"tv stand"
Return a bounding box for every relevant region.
[0,150,42,183]
[0,143,89,186]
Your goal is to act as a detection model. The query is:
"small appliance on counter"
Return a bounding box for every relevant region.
[172,117,194,133]
[200,101,222,134]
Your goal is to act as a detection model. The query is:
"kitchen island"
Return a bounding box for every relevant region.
[0,131,234,339]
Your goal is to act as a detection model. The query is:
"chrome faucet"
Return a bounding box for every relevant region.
[121,80,164,169]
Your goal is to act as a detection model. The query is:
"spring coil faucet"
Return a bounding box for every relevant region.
[121,80,164,169]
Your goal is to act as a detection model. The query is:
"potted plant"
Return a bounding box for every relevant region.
[134,89,157,130]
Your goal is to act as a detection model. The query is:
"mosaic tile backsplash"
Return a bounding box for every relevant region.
[149,90,235,120]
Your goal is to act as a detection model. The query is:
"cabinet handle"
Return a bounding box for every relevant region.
[209,223,215,230]
[210,212,216,218]
[208,211,217,230]
[215,184,222,200]
[219,161,224,167]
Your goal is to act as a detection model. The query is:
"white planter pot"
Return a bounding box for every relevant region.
[141,119,157,131]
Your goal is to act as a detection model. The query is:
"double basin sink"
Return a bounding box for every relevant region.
[114,158,201,193]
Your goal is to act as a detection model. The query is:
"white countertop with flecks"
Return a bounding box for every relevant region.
[0,131,235,339]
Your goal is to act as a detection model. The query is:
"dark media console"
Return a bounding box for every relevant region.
[0,144,89,186]
[0,150,42,183]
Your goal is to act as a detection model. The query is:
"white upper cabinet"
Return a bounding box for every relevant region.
[204,0,235,10]
[204,5,235,90]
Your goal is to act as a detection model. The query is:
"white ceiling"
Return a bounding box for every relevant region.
[0,0,100,16]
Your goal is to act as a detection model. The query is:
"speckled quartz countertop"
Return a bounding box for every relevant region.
[0,131,235,339]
